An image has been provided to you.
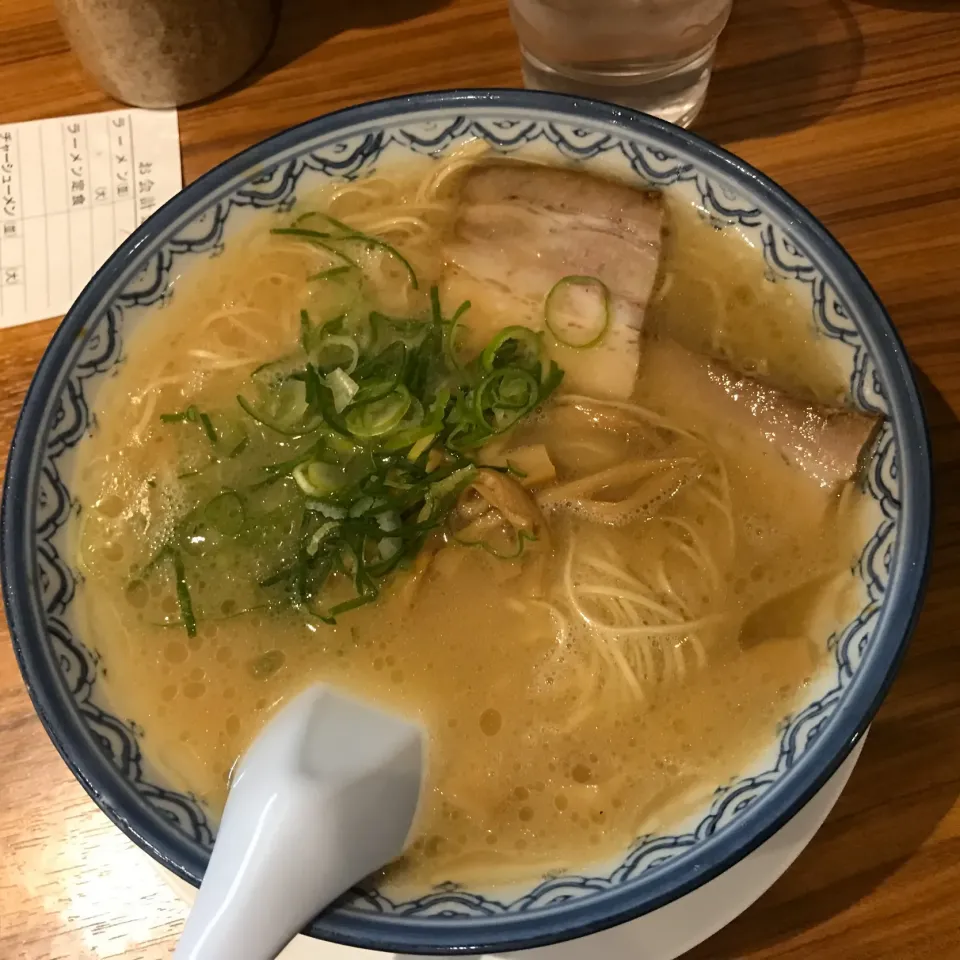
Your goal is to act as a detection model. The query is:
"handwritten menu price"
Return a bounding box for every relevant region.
[0,108,181,328]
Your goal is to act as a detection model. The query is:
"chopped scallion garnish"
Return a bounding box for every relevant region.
[544,275,611,348]
[170,550,197,637]
[137,220,565,636]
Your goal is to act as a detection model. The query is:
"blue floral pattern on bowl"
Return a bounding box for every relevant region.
[2,91,931,955]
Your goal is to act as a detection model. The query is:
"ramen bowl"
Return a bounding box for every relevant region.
[1,90,932,955]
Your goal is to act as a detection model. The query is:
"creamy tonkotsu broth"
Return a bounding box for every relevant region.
[70,149,877,891]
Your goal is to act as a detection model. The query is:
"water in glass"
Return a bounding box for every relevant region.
[509,0,733,127]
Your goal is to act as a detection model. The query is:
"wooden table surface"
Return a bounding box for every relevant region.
[1,0,959,957]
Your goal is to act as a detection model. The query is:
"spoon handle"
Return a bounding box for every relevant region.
[172,685,423,960]
[172,792,348,960]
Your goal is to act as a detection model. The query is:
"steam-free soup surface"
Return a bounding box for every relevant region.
[72,154,866,891]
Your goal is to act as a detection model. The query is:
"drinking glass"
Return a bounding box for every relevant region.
[508,0,733,127]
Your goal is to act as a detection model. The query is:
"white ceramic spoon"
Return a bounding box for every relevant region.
[173,684,424,960]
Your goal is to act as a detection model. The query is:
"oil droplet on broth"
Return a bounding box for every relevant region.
[571,763,591,783]
[125,580,148,609]
[479,708,502,736]
[96,495,123,518]
[424,835,444,857]
[164,641,188,664]
[248,650,285,680]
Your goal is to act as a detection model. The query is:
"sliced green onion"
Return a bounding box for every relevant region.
[378,537,402,560]
[348,496,375,518]
[305,500,347,519]
[308,265,353,282]
[351,341,406,406]
[474,368,539,430]
[299,309,312,351]
[254,443,321,487]
[376,511,400,533]
[251,353,305,385]
[428,464,477,501]
[455,526,537,560]
[170,550,197,637]
[227,433,249,458]
[314,214,355,234]
[384,387,449,452]
[159,405,218,445]
[321,592,377,623]
[159,405,199,424]
[429,285,443,325]
[481,325,542,373]
[306,521,340,556]
[237,394,323,437]
[198,412,218,445]
[325,367,359,413]
[270,228,360,268]
[544,275,610,348]
[337,236,418,289]
[407,433,435,461]
[445,299,471,369]
[291,210,320,227]
[344,386,412,438]
[316,215,419,290]
[154,217,574,631]
[313,335,360,375]
[293,461,344,497]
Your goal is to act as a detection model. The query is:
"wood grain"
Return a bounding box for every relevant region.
[1,0,959,957]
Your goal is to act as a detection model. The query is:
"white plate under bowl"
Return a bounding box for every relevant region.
[158,736,864,960]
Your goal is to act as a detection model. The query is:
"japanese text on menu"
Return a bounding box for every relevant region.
[0,108,180,328]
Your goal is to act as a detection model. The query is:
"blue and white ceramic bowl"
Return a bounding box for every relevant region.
[1,91,932,954]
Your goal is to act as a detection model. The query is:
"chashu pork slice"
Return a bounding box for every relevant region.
[442,163,665,400]
[646,338,882,488]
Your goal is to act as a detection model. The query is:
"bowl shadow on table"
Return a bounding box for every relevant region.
[248,0,452,85]
[681,367,960,958]
[695,0,863,143]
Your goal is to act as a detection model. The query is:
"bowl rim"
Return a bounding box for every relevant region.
[1,88,933,954]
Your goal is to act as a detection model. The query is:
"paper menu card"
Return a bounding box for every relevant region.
[0,108,182,329]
